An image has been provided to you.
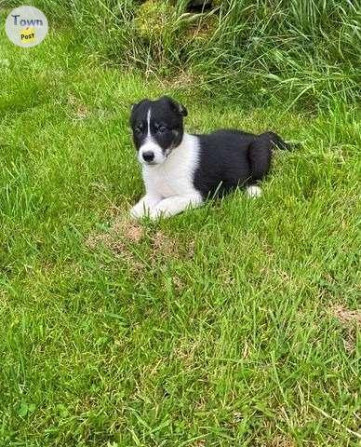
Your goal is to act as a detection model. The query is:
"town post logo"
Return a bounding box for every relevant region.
[5,6,48,48]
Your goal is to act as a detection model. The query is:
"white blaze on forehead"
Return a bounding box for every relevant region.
[146,107,151,139]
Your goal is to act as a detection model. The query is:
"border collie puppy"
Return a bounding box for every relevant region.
[130,96,293,219]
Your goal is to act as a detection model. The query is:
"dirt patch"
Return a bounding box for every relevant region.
[342,329,356,354]
[332,305,361,354]
[85,215,195,270]
[68,93,90,120]
[112,216,144,243]
[85,216,144,266]
[85,232,126,254]
[332,305,361,325]
[75,104,89,120]
[269,436,295,447]
[191,441,206,447]
[151,230,177,256]
[172,275,186,292]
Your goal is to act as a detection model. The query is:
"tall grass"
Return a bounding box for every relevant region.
[8,0,361,107]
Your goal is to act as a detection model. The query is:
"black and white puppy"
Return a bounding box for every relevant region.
[130,96,292,219]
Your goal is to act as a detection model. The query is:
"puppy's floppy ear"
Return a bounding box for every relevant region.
[130,99,150,126]
[130,100,141,113]
[161,96,188,117]
[178,102,188,117]
[130,99,149,114]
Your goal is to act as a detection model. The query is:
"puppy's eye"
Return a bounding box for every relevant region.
[157,125,167,134]
[134,125,143,134]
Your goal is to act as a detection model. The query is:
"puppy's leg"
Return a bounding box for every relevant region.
[149,194,203,219]
[130,194,162,219]
[247,134,272,182]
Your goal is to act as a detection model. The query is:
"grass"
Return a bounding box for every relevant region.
[12,0,361,107]
[1,19,361,447]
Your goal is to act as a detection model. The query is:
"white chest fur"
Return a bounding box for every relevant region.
[142,133,200,198]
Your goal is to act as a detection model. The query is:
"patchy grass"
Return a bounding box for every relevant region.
[1,28,361,447]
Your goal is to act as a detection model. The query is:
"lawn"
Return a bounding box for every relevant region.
[1,26,361,447]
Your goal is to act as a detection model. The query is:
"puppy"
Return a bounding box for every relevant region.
[130,96,293,219]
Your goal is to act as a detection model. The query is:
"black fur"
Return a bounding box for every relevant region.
[193,129,291,199]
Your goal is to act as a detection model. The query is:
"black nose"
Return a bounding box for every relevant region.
[143,151,154,162]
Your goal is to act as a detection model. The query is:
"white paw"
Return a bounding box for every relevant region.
[130,206,141,219]
[246,185,262,198]
[148,207,165,220]
[130,203,150,219]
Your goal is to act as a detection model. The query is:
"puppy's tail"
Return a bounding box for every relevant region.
[265,131,301,151]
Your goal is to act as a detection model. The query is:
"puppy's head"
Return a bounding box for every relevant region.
[130,96,187,166]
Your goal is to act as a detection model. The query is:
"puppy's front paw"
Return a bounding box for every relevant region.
[148,208,165,221]
[130,206,142,219]
[130,195,162,219]
[130,203,149,219]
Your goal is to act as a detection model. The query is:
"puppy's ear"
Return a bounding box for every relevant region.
[178,102,188,117]
[162,96,188,117]
[130,99,149,114]
[130,101,141,113]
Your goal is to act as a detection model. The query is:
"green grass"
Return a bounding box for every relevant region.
[1,24,361,447]
[11,0,361,107]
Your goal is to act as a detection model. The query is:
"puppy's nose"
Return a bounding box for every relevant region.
[142,151,154,162]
